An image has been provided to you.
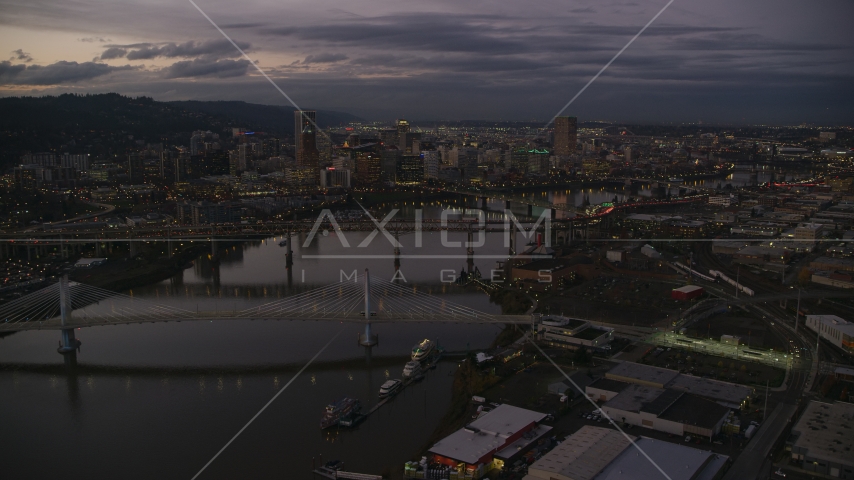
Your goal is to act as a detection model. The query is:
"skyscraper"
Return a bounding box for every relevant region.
[554,116,578,156]
[395,119,409,149]
[294,110,317,158]
[295,110,319,184]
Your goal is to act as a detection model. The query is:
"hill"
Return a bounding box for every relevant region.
[0,93,360,168]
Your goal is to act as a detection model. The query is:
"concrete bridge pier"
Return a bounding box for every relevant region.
[27,244,32,262]
[508,221,517,256]
[95,241,101,257]
[526,204,533,217]
[129,237,139,258]
[285,228,293,268]
[166,227,172,258]
[210,235,218,260]
[466,227,475,267]
[505,200,511,211]
[480,196,487,210]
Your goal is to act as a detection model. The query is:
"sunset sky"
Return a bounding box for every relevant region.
[1,0,852,124]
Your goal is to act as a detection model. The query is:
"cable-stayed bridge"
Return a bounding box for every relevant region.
[0,270,529,342]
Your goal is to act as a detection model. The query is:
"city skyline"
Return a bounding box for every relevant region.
[0,0,852,124]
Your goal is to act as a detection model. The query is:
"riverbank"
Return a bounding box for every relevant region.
[69,243,210,291]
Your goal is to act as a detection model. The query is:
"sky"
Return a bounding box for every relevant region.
[0,0,852,125]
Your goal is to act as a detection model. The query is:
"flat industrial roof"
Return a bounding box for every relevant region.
[525,426,632,480]
[639,389,683,416]
[606,362,679,388]
[587,378,630,394]
[605,362,751,404]
[666,374,751,405]
[429,404,547,464]
[672,285,703,293]
[657,394,730,430]
[494,424,553,461]
[524,427,729,480]
[595,437,729,480]
[791,401,854,468]
[605,384,667,413]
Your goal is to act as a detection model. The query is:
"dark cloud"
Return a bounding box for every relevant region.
[0,60,133,85]
[162,58,251,79]
[79,37,109,43]
[100,47,127,60]
[303,53,348,64]
[11,49,33,62]
[112,40,249,61]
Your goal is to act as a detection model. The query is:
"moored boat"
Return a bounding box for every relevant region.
[411,339,434,361]
[379,379,402,398]
[403,361,422,378]
[320,397,361,429]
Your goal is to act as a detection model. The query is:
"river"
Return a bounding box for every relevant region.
[0,229,518,480]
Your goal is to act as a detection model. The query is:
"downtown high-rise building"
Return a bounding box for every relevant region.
[554,116,578,156]
[294,110,317,158]
[295,110,319,184]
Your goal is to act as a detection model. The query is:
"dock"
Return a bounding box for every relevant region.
[337,352,443,427]
[312,466,382,480]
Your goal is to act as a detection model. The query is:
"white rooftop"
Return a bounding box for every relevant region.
[524,426,729,480]
[429,404,547,464]
[595,437,728,480]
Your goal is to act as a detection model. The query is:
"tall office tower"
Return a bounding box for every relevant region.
[294,110,317,158]
[355,151,382,186]
[190,132,203,156]
[554,116,578,156]
[422,150,439,180]
[380,147,402,184]
[237,144,249,172]
[299,134,320,185]
[396,119,410,136]
[316,133,332,166]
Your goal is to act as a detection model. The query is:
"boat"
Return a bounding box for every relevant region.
[411,373,425,383]
[403,361,422,378]
[379,379,402,398]
[278,239,287,246]
[411,339,435,361]
[320,397,361,429]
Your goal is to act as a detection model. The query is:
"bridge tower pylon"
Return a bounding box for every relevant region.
[57,273,80,355]
[358,269,378,347]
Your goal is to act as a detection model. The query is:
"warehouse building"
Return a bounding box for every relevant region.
[671,285,704,300]
[424,404,551,477]
[603,362,751,408]
[597,384,730,439]
[524,426,729,480]
[806,315,854,354]
[537,316,613,350]
[789,401,854,479]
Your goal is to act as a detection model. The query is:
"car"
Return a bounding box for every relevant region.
[774,469,786,477]
[684,436,692,443]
